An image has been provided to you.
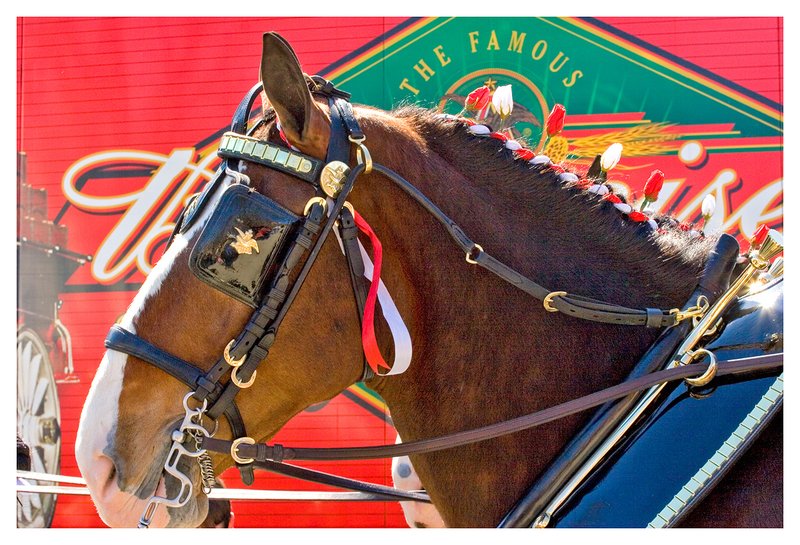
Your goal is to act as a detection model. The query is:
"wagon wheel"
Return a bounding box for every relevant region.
[17,328,60,528]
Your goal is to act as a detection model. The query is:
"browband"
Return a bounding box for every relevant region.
[217,132,323,186]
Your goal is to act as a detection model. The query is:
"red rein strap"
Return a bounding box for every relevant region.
[353,211,391,373]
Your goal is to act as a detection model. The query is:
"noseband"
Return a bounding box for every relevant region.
[104,77,782,527]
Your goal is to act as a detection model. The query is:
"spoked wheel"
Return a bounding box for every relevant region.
[17,328,61,528]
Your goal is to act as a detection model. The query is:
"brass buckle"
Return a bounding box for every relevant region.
[304,196,327,216]
[224,340,256,388]
[231,366,257,389]
[465,244,483,264]
[223,340,245,368]
[230,437,256,465]
[543,291,568,313]
[669,295,710,324]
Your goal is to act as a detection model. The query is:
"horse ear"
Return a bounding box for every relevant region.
[260,32,327,156]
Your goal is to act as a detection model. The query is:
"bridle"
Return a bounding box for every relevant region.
[103,77,783,528]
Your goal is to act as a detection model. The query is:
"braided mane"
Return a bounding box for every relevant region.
[393,105,718,270]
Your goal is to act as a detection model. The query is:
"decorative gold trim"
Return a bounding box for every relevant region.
[218,132,315,177]
[647,374,783,528]
[671,231,782,372]
[229,227,260,255]
[320,161,350,198]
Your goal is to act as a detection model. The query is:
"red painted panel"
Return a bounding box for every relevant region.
[596,17,782,103]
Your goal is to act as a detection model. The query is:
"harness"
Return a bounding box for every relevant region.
[103,79,783,528]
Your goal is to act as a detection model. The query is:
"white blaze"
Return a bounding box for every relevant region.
[75,169,233,521]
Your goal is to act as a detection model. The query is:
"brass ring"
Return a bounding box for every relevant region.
[543,291,567,313]
[343,201,355,216]
[355,143,373,174]
[231,366,257,389]
[304,196,327,216]
[230,437,256,464]
[465,244,483,264]
[684,348,718,387]
[223,340,245,368]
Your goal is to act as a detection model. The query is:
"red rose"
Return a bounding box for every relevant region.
[465,86,492,112]
[752,224,770,247]
[627,211,648,222]
[514,148,535,161]
[546,104,567,136]
[643,169,665,201]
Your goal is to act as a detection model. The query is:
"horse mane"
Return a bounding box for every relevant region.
[392,105,718,283]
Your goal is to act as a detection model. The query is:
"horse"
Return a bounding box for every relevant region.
[75,32,782,528]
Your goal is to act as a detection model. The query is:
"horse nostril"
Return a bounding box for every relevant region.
[83,453,120,500]
[107,459,117,483]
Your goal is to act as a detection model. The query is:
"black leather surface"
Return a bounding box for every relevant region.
[188,184,299,308]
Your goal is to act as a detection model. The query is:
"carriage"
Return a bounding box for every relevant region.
[16,152,90,528]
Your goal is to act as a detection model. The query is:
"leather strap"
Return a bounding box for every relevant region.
[256,459,430,503]
[338,207,373,382]
[371,163,681,328]
[105,325,210,392]
[329,96,365,141]
[230,82,264,136]
[201,353,782,463]
[325,95,352,164]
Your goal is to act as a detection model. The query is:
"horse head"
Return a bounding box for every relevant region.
[75,33,372,527]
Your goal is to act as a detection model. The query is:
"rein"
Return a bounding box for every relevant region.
[103,77,784,527]
[200,353,782,464]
